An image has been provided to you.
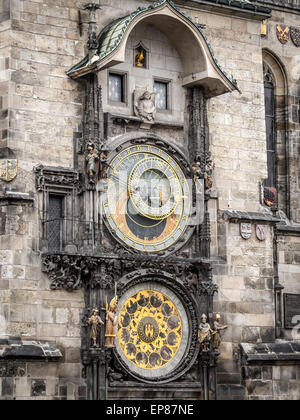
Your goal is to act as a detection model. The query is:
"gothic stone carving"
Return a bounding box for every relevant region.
[42,254,121,291]
[34,165,80,192]
[133,90,156,123]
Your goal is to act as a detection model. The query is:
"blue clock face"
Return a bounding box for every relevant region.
[103,145,191,253]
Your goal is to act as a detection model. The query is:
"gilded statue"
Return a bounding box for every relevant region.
[135,48,145,67]
[134,90,156,123]
[85,143,99,184]
[88,309,104,348]
[198,314,212,352]
[212,314,228,350]
[105,296,118,347]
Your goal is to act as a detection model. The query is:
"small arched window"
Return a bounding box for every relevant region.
[263,63,276,189]
[262,51,288,215]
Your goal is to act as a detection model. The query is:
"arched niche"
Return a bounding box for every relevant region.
[262,49,289,216]
[68,0,238,98]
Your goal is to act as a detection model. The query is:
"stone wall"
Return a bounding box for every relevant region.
[244,364,300,400]
[1,0,89,400]
[0,362,87,400]
[0,0,10,149]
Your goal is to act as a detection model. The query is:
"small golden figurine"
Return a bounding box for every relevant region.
[105,296,118,347]
[88,309,104,348]
[212,314,228,350]
[135,48,145,67]
[198,314,212,352]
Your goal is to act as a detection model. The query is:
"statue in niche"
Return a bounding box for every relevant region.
[211,313,228,350]
[105,296,118,347]
[85,143,99,184]
[135,47,145,68]
[134,90,156,123]
[198,314,212,352]
[88,309,104,348]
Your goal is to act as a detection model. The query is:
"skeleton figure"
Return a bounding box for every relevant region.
[204,159,214,190]
[192,160,203,183]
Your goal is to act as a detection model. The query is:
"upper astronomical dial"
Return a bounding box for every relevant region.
[128,156,182,221]
[103,144,191,253]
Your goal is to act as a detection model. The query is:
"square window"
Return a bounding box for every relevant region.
[109,73,125,103]
[154,81,168,110]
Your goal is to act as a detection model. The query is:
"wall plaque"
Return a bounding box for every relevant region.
[284,293,300,329]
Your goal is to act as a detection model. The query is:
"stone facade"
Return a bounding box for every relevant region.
[0,0,299,400]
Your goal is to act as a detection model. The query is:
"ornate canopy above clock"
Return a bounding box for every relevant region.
[103,143,191,254]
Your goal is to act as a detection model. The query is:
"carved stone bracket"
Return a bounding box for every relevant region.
[42,254,121,291]
[42,251,217,297]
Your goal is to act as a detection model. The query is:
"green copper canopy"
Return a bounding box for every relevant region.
[67,0,261,93]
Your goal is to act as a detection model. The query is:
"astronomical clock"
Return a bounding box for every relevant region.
[103,144,191,254]
[99,139,201,385]
[41,0,229,401]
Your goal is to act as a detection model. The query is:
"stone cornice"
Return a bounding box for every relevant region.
[157,0,272,18]
[221,209,282,223]
[0,337,62,362]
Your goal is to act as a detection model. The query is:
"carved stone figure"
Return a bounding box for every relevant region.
[105,296,118,347]
[88,309,104,348]
[198,314,212,352]
[212,314,227,350]
[204,159,214,190]
[134,90,156,123]
[85,143,99,184]
[192,160,203,183]
[99,149,111,179]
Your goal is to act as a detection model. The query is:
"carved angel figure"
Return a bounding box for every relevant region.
[105,296,118,347]
[134,90,156,123]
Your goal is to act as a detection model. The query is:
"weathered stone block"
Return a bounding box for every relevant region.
[247,380,273,396]
[31,379,46,397]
